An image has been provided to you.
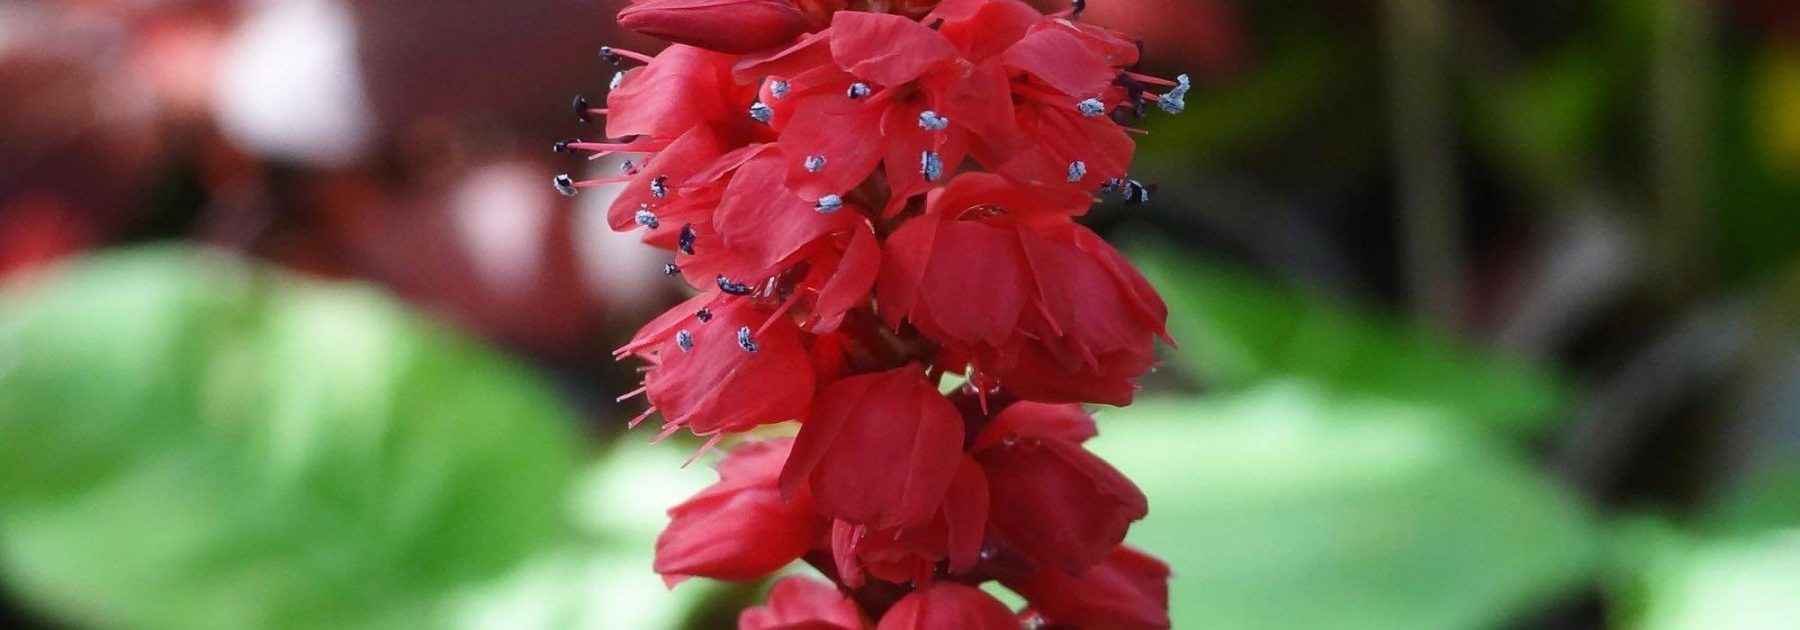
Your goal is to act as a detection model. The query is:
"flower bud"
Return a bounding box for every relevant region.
[617,0,810,54]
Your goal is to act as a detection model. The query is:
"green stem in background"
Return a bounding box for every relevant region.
[1383,0,1467,332]
[1650,0,1717,303]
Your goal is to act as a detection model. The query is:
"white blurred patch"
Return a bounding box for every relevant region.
[212,0,375,167]
[452,162,550,298]
[574,158,669,318]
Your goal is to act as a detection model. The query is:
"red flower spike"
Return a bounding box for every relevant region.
[618,0,812,55]
[781,366,965,529]
[875,583,1016,630]
[977,433,1148,577]
[578,0,1184,624]
[637,298,816,437]
[655,439,830,586]
[1003,545,1173,630]
[739,576,867,630]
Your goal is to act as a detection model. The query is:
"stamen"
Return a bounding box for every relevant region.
[635,207,660,229]
[663,263,681,276]
[678,224,696,255]
[609,71,625,91]
[695,308,713,322]
[620,160,635,173]
[804,155,827,173]
[770,79,790,99]
[1072,0,1087,18]
[717,275,754,296]
[1077,98,1107,118]
[749,102,774,124]
[598,45,655,65]
[815,194,844,213]
[553,174,578,197]
[650,175,669,199]
[736,326,759,353]
[1067,161,1088,183]
[552,139,575,153]
[1100,178,1124,194]
[1158,74,1191,115]
[847,82,872,99]
[918,110,950,131]
[921,151,944,183]
[676,330,694,352]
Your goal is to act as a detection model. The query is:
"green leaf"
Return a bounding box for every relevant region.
[1092,383,1597,630]
[1616,528,1800,630]
[0,247,582,629]
[1133,245,1569,437]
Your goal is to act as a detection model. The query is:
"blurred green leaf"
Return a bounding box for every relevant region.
[0,247,582,629]
[1094,383,1597,630]
[1134,245,1569,437]
[449,440,735,630]
[1615,527,1800,630]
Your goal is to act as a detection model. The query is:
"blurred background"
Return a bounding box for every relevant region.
[1,0,1797,628]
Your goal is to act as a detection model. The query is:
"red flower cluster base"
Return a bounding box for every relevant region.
[564,0,1187,627]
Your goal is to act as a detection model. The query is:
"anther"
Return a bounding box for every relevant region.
[749,102,773,124]
[678,224,696,255]
[552,139,575,153]
[1072,0,1087,18]
[1123,180,1155,204]
[599,46,619,64]
[650,175,669,199]
[716,275,753,296]
[736,326,759,353]
[635,208,660,229]
[553,174,578,197]
[676,330,694,352]
[846,82,872,99]
[921,151,944,183]
[804,155,827,173]
[620,160,635,173]
[573,95,592,122]
[695,308,713,322]
[609,71,624,91]
[1067,161,1088,183]
[662,262,681,276]
[770,80,790,99]
[918,110,949,131]
[1100,178,1125,194]
[1078,98,1107,118]
[815,194,844,213]
[1158,74,1191,115]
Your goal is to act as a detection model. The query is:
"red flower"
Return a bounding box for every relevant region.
[739,576,867,630]
[829,456,988,587]
[618,0,812,54]
[655,439,829,585]
[878,175,1169,405]
[620,295,816,438]
[875,582,1015,630]
[781,366,965,529]
[1004,545,1173,630]
[972,401,1147,576]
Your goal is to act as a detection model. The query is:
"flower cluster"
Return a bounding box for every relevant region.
[562,0,1184,626]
